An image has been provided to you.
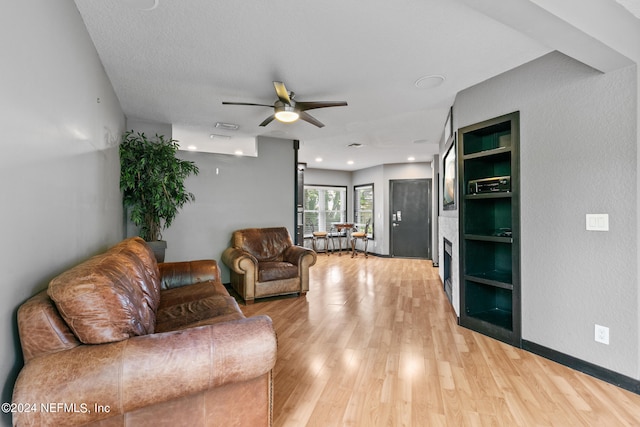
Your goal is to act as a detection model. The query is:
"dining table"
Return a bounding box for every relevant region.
[331,223,354,255]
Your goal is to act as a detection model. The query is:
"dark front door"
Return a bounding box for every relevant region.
[390,179,431,258]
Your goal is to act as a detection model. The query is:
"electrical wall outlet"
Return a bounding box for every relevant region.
[595,324,610,345]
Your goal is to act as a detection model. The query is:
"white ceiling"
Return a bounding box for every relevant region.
[72,0,559,170]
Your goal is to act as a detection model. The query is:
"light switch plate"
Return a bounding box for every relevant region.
[586,214,609,231]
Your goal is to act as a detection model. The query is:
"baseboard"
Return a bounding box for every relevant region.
[522,340,640,395]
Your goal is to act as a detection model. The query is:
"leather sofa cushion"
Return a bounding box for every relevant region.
[158,260,221,290]
[156,281,244,332]
[156,294,244,332]
[48,237,161,344]
[258,261,298,282]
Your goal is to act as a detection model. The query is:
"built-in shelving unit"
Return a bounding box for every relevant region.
[458,112,520,346]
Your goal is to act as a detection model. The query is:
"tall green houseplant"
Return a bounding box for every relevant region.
[120,131,199,252]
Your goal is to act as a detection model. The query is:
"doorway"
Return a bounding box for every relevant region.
[390,179,431,258]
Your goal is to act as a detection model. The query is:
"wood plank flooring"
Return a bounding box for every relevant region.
[241,255,640,426]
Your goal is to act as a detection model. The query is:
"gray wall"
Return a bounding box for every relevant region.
[0,1,125,423]
[307,163,433,256]
[121,135,297,283]
[123,119,297,277]
[453,52,639,378]
[164,136,297,282]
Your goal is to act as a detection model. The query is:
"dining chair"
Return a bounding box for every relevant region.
[351,219,371,258]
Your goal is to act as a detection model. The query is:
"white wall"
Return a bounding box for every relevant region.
[0,1,125,422]
[454,51,638,378]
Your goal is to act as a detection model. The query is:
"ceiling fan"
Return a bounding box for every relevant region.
[222,81,347,128]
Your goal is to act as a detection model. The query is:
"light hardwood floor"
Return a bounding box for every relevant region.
[241,254,640,426]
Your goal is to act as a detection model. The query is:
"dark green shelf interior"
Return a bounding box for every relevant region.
[463,122,512,156]
[464,240,512,280]
[464,152,511,183]
[465,281,513,331]
[465,270,513,287]
[464,198,512,236]
[460,112,519,345]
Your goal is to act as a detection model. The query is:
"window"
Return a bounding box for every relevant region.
[354,184,374,238]
[304,185,347,236]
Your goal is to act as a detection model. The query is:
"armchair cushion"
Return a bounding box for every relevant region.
[259,261,298,282]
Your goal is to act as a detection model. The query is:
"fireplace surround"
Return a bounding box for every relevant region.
[443,238,453,305]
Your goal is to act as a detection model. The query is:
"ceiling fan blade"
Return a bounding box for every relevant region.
[273,81,292,105]
[295,101,348,111]
[259,114,276,127]
[222,102,273,107]
[299,111,325,128]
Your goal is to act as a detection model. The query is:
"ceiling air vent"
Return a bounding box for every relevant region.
[215,122,239,131]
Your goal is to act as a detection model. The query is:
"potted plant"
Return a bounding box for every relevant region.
[119,130,199,262]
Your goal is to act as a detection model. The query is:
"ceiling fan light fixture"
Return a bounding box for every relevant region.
[274,105,300,123]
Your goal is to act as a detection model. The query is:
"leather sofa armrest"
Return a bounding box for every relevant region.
[158,260,221,289]
[283,245,317,267]
[12,315,277,427]
[222,247,258,277]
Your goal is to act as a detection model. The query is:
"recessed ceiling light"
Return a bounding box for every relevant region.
[234,150,243,156]
[414,75,445,89]
[315,157,323,162]
[347,160,354,165]
[209,133,231,140]
[408,156,416,161]
[187,145,197,150]
[215,122,239,131]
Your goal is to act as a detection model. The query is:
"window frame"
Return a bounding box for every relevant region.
[303,184,348,237]
[354,183,374,239]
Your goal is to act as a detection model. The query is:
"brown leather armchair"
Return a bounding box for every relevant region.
[222,227,317,304]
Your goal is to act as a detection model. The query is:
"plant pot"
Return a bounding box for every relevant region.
[146,240,167,263]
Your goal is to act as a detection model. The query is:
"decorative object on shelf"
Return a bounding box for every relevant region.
[119,130,199,262]
[458,111,520,347]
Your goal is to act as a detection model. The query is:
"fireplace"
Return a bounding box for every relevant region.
[443,238,453,305]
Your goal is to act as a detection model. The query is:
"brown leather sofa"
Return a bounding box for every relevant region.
[221,227,317,304]
[12,237,277,427]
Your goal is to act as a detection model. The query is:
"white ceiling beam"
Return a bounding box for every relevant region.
[456,0,635,72]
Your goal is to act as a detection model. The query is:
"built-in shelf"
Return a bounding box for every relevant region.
[465,271,513,289]
[459,112,521,347]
